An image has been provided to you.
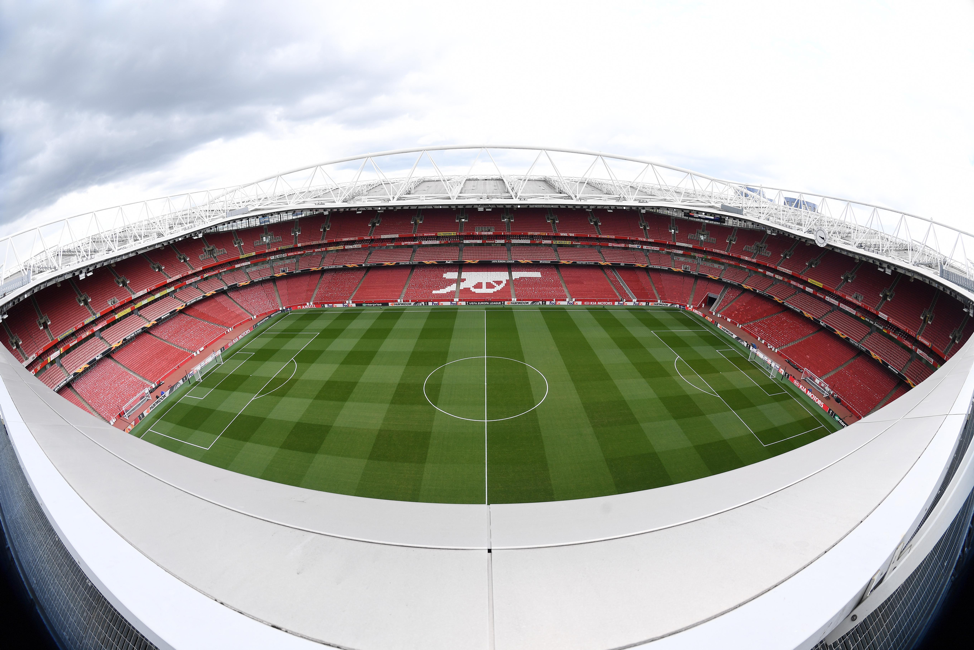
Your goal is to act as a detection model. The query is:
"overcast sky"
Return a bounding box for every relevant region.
[1,0,972,236]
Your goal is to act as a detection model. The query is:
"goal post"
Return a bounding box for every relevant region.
[800,367,832,397]
[190,350,223,384]
[748,347,778,379]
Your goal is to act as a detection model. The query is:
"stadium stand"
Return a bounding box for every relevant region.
[758,234,794,266]
[778,242,821,275]
[184,295,250,328]
[144,244,194,275]
[196,277,226,293]
[272,259,295,275]
[276,273,321,307]
[352,267,411,303]
[113,334,192,384]
[151,313,226,352]
[596,211,644,238]
[247,265,273,281]
[904,358,935,386]
[112,255,166,296]
[880,276,935,335]
[101,314,149,345]
[413,246,460,262]
[332,249,370,265]
[463,210,506,234]
[720,266,749,284]
[508,208,553,234]
[616,268,657,301]
[720,291,783,324]
[560,266,619,301]
[742,311,819,349]
[325,213,372,240]
[60,336,110,374]
[297,253,324,270]
[174,285,204,304]
[235,226,265,256]
[647,252,673,268]
[786,291,832,319]
[556,246,603,263]
[368,247,413,263]
[457,265,510,301]
[5,300,50,360]
[728,229,765,259]
[201,232,240,264]
[220,268,250,286]
[805,251,857,292]
[649,270,696,306]
[948,320,974,359]
[403,265,460,302]
[511,246,557,261]
[827,356,901,417]
[605,269,632,300]
[697,262,723,278]
[923,294,968,354]
[229,284,280,317]
[415,209,459,235]
[463,246,509,261]
[510,265,567,301]
[552,209,598,235]
[765,281,797,301]
[862,332,911,371]
[837,262,892,308]
[601,248,649,265]
[671,219,698,248]
[715,287,744,314]
[72,358,150,421]
[780,331,858,378]
[673,258,697,273]
[0,336,24,363]
[643,213,673,243]
[57,386,95,416]
[742,273,774,291]
[691,279,724,308]
[35,284,92,339]
[75,268,132,315]
[296,215,328,245]
[37,364,68,390]
[822,310,871,342]
[313,269,367,303]
[372,211,416,237]
[138,296,183,322]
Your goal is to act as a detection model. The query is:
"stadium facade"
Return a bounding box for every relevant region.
[0,146,973,649]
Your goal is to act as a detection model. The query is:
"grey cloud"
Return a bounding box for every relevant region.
[0,0,416,223]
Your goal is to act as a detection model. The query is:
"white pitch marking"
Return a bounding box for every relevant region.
[715,349,785,397]
[423,356,549,423]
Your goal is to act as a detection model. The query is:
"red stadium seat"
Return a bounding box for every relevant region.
[314,269,367,304]
[827,356,901,417]
[60,336,110,374]
[372,211,417,237]
[352,267,411,303]
[508,208,553,234]
[556,246,603,263]
[413,246,460,262]
[552,209,598,236]
[151,313,226,353]
[368,247,414,263]
[780,332,858,378]
[595,210,644,238]
[324,213,372,241]
[403,265,461,302]
[229,284,280,317]
[720,292,783,324]
[184,295,250,328]
[72,358,150,420]
[101,314,150,345]
[457,265,512,301]
[510,265,567,301]
[276,273,322,307]
[616,269,657,301]
[35,283,93,340]
[113,333,192,384]
[648,270,696,306]
[821,310,871,342]
[861,332,911,371]
[560,266,620,301]
[742,311,819,349]
[414,209,459,235]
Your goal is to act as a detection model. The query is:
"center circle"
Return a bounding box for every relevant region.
[423,356,549,422]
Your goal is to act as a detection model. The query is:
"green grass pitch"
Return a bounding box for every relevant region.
[132,306,841,504]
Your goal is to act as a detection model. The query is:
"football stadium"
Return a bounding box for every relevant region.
[0,146,973,649]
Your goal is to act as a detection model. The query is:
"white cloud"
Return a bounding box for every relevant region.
[2,0,972,236]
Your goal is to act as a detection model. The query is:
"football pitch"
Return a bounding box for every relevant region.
[132,306,841,504]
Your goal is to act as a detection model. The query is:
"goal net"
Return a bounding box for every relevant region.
[747,347,778,379]
[190,350,223,384]
[800,368,832,397]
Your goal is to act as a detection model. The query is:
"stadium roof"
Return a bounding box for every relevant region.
[2,146,973,301]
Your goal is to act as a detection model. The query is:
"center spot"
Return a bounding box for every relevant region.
[423,356,548,422]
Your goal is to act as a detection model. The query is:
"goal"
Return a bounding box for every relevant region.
[748,347,778,379]
[800,367,832,397]
[189,350,223,384]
